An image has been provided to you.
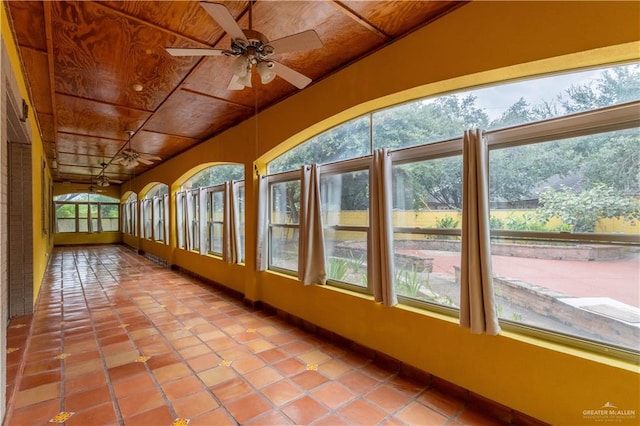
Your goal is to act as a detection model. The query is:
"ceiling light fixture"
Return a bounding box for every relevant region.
[166,2,321,91]
[112,130,162,169]
[257,61,276,84]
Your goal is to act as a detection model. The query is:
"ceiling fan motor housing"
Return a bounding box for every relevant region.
[230,30,274,64]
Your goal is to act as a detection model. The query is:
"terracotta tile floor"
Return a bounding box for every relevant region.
[4,245,542,425]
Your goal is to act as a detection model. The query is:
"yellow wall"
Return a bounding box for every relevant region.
[1,5,54,303]
[120,1,640,424]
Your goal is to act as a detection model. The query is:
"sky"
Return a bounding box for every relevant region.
[469,68,606,120]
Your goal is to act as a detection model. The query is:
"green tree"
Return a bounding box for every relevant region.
[537,184,640,232]
[187,164,244,189]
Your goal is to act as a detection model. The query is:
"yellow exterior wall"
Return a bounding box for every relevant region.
[325,210,637,234]
[2,5,54,303]
[99,1,640,424]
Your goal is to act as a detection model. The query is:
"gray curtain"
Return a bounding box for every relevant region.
[371,149,396,307]
[175,192,185,248]
[223,181,241,264]
[198,188,208,255]
[256,175,269,271]
[163,194,170,244]
[185,191,195,250]
[460,129,501,335]
[298,164,326,285]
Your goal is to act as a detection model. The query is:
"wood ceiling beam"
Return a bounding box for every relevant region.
[180,87,255,111]
[42,2,59,160]
[94,2,251,173]
[329,1,392,41]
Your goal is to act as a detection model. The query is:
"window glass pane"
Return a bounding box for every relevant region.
[78,204,89,232]
[490,238,638,351]
[182,164,244,190]
[373,99,486,151]
[55,203,76,233]
[325,228,368,288]
[269,180,300,271]
[270,181,301,225]
[101,204,119,231]
[208,190,224,254]
[210,223,223,254]
[320,170,369,288]
[53,193,118,203]
[393,233,461,307]
[90,204,98,231]
[270,225,298,271]
[393,156,464,218]
[489,128,639,351]
[146,183,168,198]
[320,170,370,226]
[392,155,462,305]
[268,116,371,174]
[155,198,164,241]
[475,63,639,130]
[489,128,640,234]
[190,195,200,251]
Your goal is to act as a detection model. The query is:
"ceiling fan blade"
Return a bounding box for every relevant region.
[272,61,312,89]
[227,74,244,90]
[138,154,162,161]
[166,48,226,57]
[112,157,124,164]
[137,158,155,165]
[268,30,323,55]
[110,179,123,184]
[200,2,247,43]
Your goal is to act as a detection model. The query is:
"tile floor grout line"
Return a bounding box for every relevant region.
[6,245,528,426]
[66,247,126,424]
[91,246,236,422]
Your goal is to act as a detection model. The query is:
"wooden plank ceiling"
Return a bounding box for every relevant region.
[6,0,463,185]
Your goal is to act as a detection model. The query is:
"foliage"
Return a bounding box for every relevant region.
[269,116,370,174]
[435,215,459,229]
[503,213,548,231]
[395,266,424,298]
[327,258,349,281]
[185,165,244,190]
[537,184,640,232]
[268,64,639,214]
[347,251,366,274]
[489,216,504,230]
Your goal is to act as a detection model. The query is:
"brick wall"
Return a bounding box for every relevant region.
[8,141,33,317]
[1,40,10,423]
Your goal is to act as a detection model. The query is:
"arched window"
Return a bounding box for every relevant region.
[176,165,245,263]
[260,62,640,354]
[121,193,138,236]
[54,193,120,233]
[140,184,169,243]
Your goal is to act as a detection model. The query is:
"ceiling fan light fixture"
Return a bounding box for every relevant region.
[237,69,252,87]
[257,61,276,84]
[122,157,139,169]
[232,55,250,77]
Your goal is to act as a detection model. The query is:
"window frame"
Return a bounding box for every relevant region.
[263,98,639,360]
[267,170,301,275]
[54,200,120,234]
[319,157,372,293]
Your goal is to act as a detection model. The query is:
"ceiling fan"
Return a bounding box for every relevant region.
[112,131,162,169]
[166,2,323,90]
[95,162,123,187]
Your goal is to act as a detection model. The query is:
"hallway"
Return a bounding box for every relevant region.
[4,245,539,425]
